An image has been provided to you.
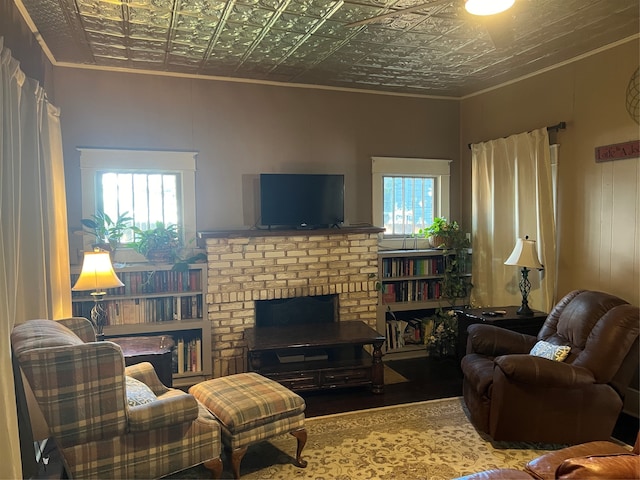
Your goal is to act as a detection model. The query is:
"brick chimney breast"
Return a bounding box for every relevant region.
[201,229,381,377]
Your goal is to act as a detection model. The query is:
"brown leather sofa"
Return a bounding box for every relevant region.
[461,290,639,444]
[455,433,640,479]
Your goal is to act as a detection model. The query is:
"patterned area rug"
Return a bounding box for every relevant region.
[169,397,567,479]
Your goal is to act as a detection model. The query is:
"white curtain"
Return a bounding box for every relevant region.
[0,38,71,479]
[470,127,557,312]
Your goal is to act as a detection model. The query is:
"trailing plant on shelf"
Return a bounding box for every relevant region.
[81,210,133,254]
[172,250,207,272]
[132,222,182,264]
[420,217,473,357]
[418,217,472,306]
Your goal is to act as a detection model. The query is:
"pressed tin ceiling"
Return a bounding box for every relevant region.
[16,0,640,97]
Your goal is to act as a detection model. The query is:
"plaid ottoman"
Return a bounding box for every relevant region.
[189,372,307,479]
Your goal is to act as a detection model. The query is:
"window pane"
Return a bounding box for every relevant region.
[116,174,134,243]
[383,175,435,236]
[98,171,181,242]
[133,174,150,231]
[100,173,118,217]
[148,174,165,225]
[162,174,179,226]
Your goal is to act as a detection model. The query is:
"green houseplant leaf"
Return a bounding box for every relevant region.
[81,210,133,251]
[132,222,182,263]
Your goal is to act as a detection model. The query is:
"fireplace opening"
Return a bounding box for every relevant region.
[255,294,338,328]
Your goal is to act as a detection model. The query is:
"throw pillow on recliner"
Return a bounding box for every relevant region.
[529,340,571,362]
[556,453,640,479]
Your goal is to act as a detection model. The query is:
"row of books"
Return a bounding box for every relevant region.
[71,295,203,324]
[173,336,202,374]
[385,318,423,351]
[71,269,202,298]
[381,280,442,304]
[381,256,446,278]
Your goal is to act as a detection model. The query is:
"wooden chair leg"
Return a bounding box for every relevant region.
[229,445,248,479]
[290,428,308,468]
[203,457,223,479]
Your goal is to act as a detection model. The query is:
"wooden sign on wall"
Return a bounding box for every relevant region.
[595,140,639,163]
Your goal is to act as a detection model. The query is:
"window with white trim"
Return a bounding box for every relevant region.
[372,157,451,245]
[97,171,182,243]
[78,148,197,261]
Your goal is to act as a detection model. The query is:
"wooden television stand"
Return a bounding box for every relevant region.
[245,320,385,394]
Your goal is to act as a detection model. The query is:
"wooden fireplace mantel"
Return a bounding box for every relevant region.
[197,226,384,245]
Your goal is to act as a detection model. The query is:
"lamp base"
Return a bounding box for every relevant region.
[90,295,107,340]
[516,304,534,316]
[516,266,534,316]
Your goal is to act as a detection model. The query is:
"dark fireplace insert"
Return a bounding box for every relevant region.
[255,294,338,328]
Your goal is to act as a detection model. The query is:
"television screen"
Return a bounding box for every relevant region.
[260,174,344,229]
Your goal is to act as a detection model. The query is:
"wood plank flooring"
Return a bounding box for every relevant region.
[302,356,461,418]
[301,356,639,447]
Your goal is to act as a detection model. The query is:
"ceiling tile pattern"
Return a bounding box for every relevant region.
[19,0,640,96]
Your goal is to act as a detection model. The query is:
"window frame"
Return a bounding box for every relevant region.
[372,156,451,248]
[78,148,197,263]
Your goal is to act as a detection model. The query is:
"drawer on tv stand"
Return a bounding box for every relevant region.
[320,366,372,387]
[265,370,320,391]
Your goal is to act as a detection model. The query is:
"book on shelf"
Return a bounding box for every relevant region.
[404,318,423,344]
[382,283,397,303]
[381,256,446,278]
[195,338,202,372]
[177,338,185,374]
[381,279,442,304]
[385,319,408,351]
[71,267,203,299]
[72,295,203,326]
[173,335,203,374]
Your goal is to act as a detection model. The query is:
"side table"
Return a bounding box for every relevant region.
[110,335,175,387]
[455,306,547,361]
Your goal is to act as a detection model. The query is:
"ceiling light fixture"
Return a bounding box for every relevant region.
[465,0,515,16]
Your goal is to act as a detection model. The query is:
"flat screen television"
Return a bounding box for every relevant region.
[260,173,344,229]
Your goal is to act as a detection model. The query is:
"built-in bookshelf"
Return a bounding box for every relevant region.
[377,249,471,359]
[70,263,211,387]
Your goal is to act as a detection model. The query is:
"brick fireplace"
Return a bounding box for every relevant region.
[198,227,383,377]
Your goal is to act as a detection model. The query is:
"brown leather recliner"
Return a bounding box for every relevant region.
[461,290,639,444]
[455,432,640,479]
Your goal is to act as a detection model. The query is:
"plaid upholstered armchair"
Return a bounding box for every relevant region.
[11,317,223,479]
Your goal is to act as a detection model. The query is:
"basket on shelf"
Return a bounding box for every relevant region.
[428,235,452,249]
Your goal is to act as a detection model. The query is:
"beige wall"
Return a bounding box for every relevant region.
[52,38,639,306]
[52,68,460,264]
[460,38,640,306]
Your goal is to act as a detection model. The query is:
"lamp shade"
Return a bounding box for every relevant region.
[72,251,124,293]
[465,0,515,16]
[504,237,543,269]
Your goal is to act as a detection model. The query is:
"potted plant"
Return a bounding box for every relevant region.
[81,210,132,255]
[418,217,472,304]
[422,308,458,358]
[418,216,457,248]
[420,218,473,358]
[132,222,182,263]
